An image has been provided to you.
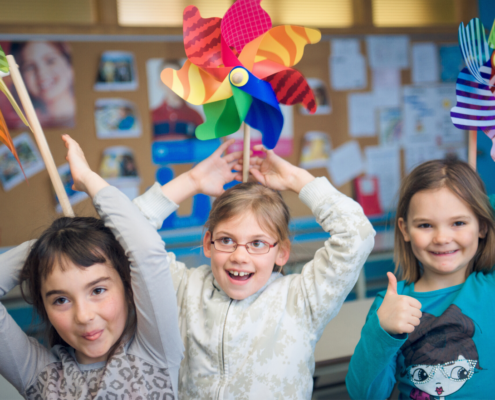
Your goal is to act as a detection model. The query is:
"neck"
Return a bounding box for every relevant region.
[414,268,467,292]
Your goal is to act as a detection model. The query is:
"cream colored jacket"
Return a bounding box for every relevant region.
[133,177,375,400]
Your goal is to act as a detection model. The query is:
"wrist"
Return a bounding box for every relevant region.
[288,168,315,194]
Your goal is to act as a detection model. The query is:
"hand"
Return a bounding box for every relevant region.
[376,273,422,335]
[247,145,314,193]
[188,139,243,197]
[62,134,108,198]
[491,138,495,162]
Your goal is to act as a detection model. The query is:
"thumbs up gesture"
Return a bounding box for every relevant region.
[376,273,422,335]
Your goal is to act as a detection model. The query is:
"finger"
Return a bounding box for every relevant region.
[407,297,422,310]
[223,151,243,163]
[386,272,398,296]
[252,144,267,152]
[215,138,236,156]
[409,317,421,327]
[232,163,242,171]
[411,308,422,319]
[249,168,266,185]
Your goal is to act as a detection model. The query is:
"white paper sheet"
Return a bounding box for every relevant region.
[348,93,376,137]
[412,42,439,84]
[379,108,403,145]
[366,35,410,69]
[331,38,361,56]
[327,140,364,187]
[404,143,443,174]
[330,54,367,91]
[372,68,401,108]
[403,86,438,144]
[365,145,401,211]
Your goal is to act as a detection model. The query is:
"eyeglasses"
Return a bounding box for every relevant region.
[408,359,477,384]
[211,238,278,254]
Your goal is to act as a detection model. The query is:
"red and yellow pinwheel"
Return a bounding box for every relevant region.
[161,0,321,150]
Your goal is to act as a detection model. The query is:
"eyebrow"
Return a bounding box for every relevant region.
[412,215,472,223]
[214,231,272,241]
[45,277,111,298]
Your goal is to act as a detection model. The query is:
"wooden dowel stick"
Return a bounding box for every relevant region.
[242,123,250,182]
[6,55,75,217]
[468,129,477,170]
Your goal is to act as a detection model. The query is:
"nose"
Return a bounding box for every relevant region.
[432,227,452,245]
[74,300,95,324]
[229,244,250,263]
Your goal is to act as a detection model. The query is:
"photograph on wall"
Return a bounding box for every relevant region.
[299,78,331,115]
[0,41,75,129]
[146,58,204,142]
[0,132,45,191]
[55,162,88,213]
[95,51,138,91]
[94,98,141,139]
[299,131,331,169]
[99,146,141,200]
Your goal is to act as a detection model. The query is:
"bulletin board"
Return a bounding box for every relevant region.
[0,33,461,247]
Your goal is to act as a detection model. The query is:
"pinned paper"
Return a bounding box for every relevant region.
[159,3,321,148]
[372,68,401,108]
[366,36,409,69]
[99,146,141,200]
[330,39,366,91]
[0,133,44,191]
[95,51,138,91]
[56,163,88,213]
[412,42,439,84]
[348,93,376,137]
[379,108,403,145]
[365,145,400,211]
[327,140,364,187]
[95,98,141,139]
[299,131,331,169]
[300,78,331,115]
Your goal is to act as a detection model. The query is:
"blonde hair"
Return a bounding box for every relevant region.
[206,182,291,272]
[395,159,495,283]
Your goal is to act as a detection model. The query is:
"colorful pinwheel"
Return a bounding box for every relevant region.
[450,19,495,156]
[161,0,321,150]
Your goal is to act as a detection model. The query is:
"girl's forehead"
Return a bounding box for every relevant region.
[409,187,474,216]
[214,212,277,238]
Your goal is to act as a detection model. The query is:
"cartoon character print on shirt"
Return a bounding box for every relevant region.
[399,305,481,400]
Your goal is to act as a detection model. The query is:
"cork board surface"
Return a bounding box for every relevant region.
[0,37,456,246]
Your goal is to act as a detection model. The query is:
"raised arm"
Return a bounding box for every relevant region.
[249,146,375,334]
[63,135,184,384]
[0,241,54,396]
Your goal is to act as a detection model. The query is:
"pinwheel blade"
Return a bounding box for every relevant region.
[458,18,490,85]
[183,6,223,69]
[196,97,243,140]
[488,19,495,49]
[450,60,495,131]
[0,46,8,76]
[0,78,30,128]
[0,108,26,179]
[221,0,272,54]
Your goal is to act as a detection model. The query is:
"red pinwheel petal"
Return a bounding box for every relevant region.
[183,6,223,69]
[221,0,272,54]
[264,69,317,114]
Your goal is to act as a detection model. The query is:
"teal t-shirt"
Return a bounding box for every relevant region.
[346,271,495,400]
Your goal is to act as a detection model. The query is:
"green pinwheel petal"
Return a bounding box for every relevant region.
[0,46,8,74]
[196,97,242,140]
[231,85,252,121]
[489,19,495,49]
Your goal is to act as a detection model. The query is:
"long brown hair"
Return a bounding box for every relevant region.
[206,182,291,272]
[20,217,136,358]
[395,159,495,283]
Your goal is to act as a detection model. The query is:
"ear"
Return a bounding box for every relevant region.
[398,217,411,242]
[203,231,212,259]
[275,240,291,267]
[479,222,488,239]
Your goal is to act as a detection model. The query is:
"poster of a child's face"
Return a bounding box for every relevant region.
[0,41,75,129]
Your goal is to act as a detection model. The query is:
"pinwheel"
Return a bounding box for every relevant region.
[0,45,74,215]
[161,0,321,180]
[450,18,495,167]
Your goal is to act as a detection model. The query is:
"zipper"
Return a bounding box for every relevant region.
[216,299,233,400]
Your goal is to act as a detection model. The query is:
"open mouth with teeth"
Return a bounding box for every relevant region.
[430,250,458,255]
[227,270,253,281]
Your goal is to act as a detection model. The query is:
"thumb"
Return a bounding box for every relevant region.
[386,272,398,296]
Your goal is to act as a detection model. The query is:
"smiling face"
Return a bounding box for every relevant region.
[20,42,73,105]
[398,187,485,286]
[41,261,128,364]
[203,211,290,300]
